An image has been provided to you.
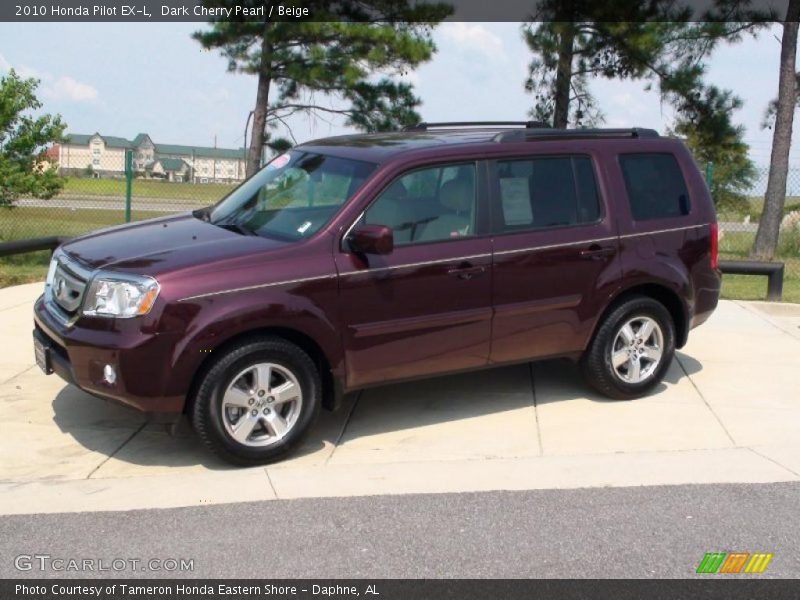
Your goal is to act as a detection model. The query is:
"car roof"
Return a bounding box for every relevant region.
[297,129,507,163]
[296,127,662,164]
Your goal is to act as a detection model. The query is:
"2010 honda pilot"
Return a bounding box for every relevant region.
[33,123,721,465]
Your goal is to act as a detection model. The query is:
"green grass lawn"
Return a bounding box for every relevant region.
[0,207,157,287]
[721,273,800,304]
[717,228,800,303]
[716,196,800,222]
[61,177,235,202]
[1,206,155,240]
[0,251,51,287]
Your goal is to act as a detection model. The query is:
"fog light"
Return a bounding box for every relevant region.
[102,364,117,385]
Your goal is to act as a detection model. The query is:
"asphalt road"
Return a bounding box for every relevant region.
[1,482,798,579]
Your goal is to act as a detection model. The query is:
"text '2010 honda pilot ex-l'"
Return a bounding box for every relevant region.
[33,123,721,465]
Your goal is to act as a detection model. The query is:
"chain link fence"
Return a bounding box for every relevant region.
[1,153,799,301]
[0,150,238,286]
[1,151,237,240]
[714,165,800,303]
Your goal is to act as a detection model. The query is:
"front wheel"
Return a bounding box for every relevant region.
[581,296,676,400]
[191,337,321,465]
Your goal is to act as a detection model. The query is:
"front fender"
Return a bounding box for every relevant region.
[160,282,342,401]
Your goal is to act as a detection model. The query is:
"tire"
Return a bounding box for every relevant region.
[580,295,676,400]
[191,336,321,466]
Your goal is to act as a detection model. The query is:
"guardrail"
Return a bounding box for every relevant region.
[718,260,785,302]
[0,236,69,258]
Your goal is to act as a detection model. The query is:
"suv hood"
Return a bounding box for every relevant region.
[61,213,289,276]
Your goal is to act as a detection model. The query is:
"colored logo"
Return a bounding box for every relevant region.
[696,552,773,574]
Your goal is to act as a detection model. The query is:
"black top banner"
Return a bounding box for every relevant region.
[3,579,800,600]
[0,0,795,23]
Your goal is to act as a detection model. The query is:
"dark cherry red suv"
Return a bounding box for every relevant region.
[33,123,720,464]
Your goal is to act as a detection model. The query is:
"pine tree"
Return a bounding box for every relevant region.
[522,1,767,128]
[753,0,800,260]
[671,86,756,213]
[194,1,451,175]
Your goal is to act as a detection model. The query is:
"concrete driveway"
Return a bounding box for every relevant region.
[1,282,799,514]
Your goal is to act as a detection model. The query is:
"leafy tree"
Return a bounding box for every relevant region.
[0,69,65,208]
[753,0,800,260]
[670,85,756,213]
[194,2,451,176]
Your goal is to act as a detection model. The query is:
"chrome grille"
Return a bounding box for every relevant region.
[52,263,86,313]
[45,253,92,319]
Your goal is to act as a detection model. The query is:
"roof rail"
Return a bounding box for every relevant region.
[403,121,551,132]
[494,127,660,143]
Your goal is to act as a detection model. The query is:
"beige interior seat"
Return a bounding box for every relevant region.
[416,178,474,242]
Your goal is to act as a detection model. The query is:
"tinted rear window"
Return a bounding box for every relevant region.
[620,153,690,221]
[493,156,601,232]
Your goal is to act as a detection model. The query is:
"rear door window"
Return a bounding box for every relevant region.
[619,153,691,221]
[492,156,601,233]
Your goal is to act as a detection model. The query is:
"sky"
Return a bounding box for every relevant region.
[0,21,796,167]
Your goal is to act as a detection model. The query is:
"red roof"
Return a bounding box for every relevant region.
[44,145,60,160]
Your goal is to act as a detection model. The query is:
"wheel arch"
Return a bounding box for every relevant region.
[591,282,689,350]
[184,326,341,416]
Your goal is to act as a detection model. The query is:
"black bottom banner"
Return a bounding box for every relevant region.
[2,579,799,600]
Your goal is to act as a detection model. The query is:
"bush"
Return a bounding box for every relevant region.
[778,226,800,258]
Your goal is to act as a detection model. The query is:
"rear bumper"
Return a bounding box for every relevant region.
[689,268,722,334]
[33,295,184,422]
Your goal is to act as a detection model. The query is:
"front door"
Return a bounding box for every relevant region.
[489,153,621,364]
[336,161,492,388]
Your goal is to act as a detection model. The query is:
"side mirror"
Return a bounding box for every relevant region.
[348,224,394,255]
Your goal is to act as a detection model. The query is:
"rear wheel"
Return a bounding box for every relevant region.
[581,296,675,400]
[191,337,321,465]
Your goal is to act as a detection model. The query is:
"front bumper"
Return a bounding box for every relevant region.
[33,295,184,422]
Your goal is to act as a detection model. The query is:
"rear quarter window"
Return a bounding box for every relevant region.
[619,153,691,221]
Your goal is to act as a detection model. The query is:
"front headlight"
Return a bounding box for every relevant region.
[82,274,160,318]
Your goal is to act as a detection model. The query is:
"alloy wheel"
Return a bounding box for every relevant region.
[220,362,303,447]
[610,316,664,384]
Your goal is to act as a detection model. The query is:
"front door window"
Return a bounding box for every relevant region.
[363,163,477,244]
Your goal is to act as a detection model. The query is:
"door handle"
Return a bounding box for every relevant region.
[447,263,486,280]
[580,244,616,259]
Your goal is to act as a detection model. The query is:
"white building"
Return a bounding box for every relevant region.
[57,132,247,183]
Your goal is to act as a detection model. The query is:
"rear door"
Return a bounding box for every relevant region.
[335,161,493,388]
[489,152,621,364]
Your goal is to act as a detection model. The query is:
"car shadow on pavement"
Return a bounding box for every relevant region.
[50,387,337,471]
[50,353,705,471]
[531,352,703,406]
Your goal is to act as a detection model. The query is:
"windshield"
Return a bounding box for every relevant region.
[208,151,376,241]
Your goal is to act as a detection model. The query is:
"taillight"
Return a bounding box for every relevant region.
[709,223,719,270]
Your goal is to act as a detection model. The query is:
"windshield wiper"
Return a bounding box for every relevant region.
[217,222,256,236]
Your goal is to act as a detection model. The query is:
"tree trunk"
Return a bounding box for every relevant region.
[553,24,576,129]
[246,26,273,177]
[752,3,800,260]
